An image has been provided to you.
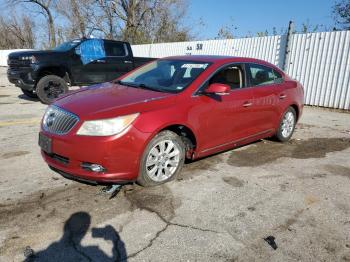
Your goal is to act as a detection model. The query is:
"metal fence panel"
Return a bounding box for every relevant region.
[286,31,350,109]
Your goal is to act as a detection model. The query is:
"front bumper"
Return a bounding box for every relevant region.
[7,67,36,90]
[40,126,151,184]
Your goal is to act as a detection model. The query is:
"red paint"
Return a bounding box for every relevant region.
[40,56,304,184]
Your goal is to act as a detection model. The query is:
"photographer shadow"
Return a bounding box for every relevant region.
[25,211,127,262]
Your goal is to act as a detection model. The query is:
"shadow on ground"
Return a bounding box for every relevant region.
[17,94,39,102]
[24,212,127,262]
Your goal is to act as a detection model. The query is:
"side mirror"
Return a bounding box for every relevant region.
[74,46,81,56]
[205,83,230,95]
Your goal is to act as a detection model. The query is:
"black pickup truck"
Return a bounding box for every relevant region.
[7,38,155,104]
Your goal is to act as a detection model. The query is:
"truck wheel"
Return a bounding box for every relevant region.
[36,75,68,104]
[137,130,185,187]
[20,88,38,99]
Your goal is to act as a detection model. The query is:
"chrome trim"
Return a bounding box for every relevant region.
[42,105,79,135]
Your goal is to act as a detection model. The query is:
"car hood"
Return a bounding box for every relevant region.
[8,50,63,59]
[54,82,177,120]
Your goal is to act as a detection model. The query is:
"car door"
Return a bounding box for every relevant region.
[246,63,283,133]
[103,41,134,81]
[193,64,258,154]
[70,39,109,85]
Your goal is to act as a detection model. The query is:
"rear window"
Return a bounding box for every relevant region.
[248,64,283,86]
[104,42,127,57]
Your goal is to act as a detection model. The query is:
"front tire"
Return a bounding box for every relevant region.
[36,75,68,104]
[275,106,296,142]
[137,131,185,187]
[20,88,38,99]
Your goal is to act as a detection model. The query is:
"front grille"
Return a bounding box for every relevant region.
[8,59,30,70]
[43,105,79,135]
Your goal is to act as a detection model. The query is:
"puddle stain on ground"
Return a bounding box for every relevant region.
[228,138,350,167]
[222,177,244,187]
[1,151,30,159]
[125,185,180,221]
[178,154,223,181]
[324,165,350,178]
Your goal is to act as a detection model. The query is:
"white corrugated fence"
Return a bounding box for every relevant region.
[132,30,350,110]
[1,31,349,109]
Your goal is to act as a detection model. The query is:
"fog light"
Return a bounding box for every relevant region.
[81,163,106,172]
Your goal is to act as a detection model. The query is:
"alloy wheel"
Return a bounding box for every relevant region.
[145,140,180,182]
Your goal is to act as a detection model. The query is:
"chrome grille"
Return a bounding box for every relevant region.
[42,106,79,135]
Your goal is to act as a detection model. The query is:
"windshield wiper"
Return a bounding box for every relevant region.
[138,83,165,93]
[115,80,138,88]
[117,80,165,92]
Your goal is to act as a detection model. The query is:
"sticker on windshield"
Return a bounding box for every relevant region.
[181,63,208,69]
[176,86,184,90]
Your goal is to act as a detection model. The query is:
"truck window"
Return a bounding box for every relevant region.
[78,39,106,65]
[104,42,127,57]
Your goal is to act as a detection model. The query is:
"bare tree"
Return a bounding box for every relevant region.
[0,15,35,49]
[333,0,350,29]
[98,0,192,44]
[56,0,97,39]
[9,0,57,47]
[215,18,236,39]
[96,0,120,39]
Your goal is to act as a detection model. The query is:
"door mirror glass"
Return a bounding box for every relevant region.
[205,83,230,95]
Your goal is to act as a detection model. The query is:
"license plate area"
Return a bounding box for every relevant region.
[38,132,52,154]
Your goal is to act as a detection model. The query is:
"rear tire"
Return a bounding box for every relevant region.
[36,75,68,104]
[137,131,185,187]
[275,106,296,142]
[20,88,38,99]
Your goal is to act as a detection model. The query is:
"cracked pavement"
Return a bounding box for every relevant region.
[1,67,350,261]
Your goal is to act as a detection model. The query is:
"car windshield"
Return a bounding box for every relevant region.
[53,40,82,52]
[120,59,211,93]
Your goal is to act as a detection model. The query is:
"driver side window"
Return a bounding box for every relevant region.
[209,65,244,90]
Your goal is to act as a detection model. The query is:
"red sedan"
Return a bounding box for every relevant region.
[39,56,304,186]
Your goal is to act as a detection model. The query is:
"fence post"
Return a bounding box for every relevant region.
[282,21,294,71]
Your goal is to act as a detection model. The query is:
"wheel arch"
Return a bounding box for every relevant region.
[289,103,300,121]
[147,123,198,160]
[37,66,71,84]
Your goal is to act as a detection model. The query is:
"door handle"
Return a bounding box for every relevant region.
[95,59,106,63]
[279,94,287,99]
[124,60,133,64]
[243,101,252,107]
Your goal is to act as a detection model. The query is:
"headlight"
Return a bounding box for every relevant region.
[77,113,139,136]
[19,55,37,63]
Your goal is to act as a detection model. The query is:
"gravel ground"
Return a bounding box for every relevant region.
[0,67,350,262]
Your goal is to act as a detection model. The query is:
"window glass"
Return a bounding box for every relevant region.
[248,64,283,86]
[273,69,283,83]
[121,59,210,93]
[53,39,81,51]
[104,42,126,57]
[78,39,106,65]
[209,65,243,89]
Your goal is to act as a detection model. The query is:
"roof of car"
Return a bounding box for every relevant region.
[163,55,280,69]
[163,55,267,63]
